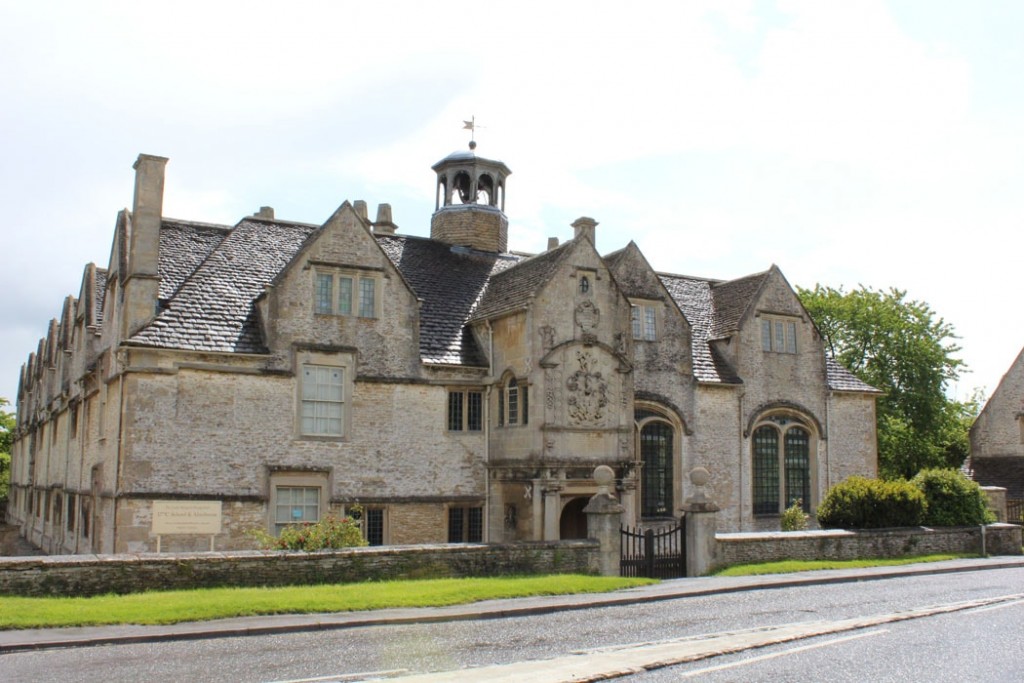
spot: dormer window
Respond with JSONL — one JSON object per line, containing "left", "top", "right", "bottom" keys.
{"left": 631, "top": 303, "right": 657, "bottom": 341}
{"left": 761, "top": 316, "right": 797, "bottom": 354}
{"left": 314, "top": 270, "right": 379, "bottom": 318}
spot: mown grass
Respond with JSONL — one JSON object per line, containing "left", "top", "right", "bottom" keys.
{"left": 0, "top": 575, "right": 656, "bottom": 630}
{"left": 711, "top": 553, "right": 977, "bottom": 577}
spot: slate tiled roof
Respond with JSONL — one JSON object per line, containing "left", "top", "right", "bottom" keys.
{"left": 93, "top": 267, "right": 108, "bottom": 325}
{"left": 709, "top": 271, "right": 769, "bottom": 339}
{"left": 129, "top": 218, "right": 318, "bottom": 352}
{"left": 123, "top": 214, "right": 883, "bottom": 392}
{"left": 468, "top": 241, "right": 573, "bottom": 323}
{"left": 969, "top": 457, "right": 1024, "bottom": 499}
{"left": 659, "top": 270, "right": 876, "bottom": 391}
{"left": 376, "top": 235, "right": 522, "bottom": 365}
{"left": 659, "top": 273, "right": 740, "bottom": 384}
{"left": 158, "top": 219, "right": 231, "bottom": 300}
{"left": 825, "top": 357, "right": 881, "bottom": 393}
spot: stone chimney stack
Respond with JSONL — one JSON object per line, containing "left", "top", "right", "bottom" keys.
{"left": 123, "top": 153, "right": 168, "bottom": 337}
{"left": 373, "top": 203, "right": 397, "bottom": 235}
{"left": 353, "top": 200, "right": 369, "bottom": 223}
{"left": 254, "top": 206, "right": 275, "bottom": 220}
{"left": 547, "top": 237, "right": 560, "bottom": 251}
{"left": 572, "top": 216, "right": 597, "bottom": 245}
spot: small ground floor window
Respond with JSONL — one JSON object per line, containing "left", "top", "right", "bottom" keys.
{"left": 268, "top": 471, "right": 328, "bottom": 535}
{"left": 448, "top": 506, "right": 483, "bottom": 543}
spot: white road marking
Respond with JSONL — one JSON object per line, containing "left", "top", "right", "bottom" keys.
{"left": 283, "top": 593, "right": 1024, "bottom": 683}
{"left": 677, "top": 629, "right": 888, "bottom": 678}
{"left": 965, "top": 598, "right": 1024, "bottom": 615}
{"left": 267, "top": 669, "right": 408, "bottom": 683}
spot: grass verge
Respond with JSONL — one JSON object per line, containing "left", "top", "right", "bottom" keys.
{"left": 0, "top": 575, "right": 656, "bottom": 630}
{"left": 711, "top": 553, "right": 977, "bottom": 577}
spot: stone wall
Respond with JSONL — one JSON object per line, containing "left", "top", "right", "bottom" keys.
{"left": 970, "top": 347, "right": 1024, "bottom": 459}
{"left": 715, "top": 524, "right": 1023, "bottom": 569}
{"left": 0, "top": 540, "right": 599, "bottom": 597}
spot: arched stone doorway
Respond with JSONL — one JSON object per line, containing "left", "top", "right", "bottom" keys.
{"left": 559, "top": 497, "right": 589, "bottom": 539}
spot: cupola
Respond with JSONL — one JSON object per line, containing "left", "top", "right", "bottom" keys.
{"left": 430, "top": 142, "right": 511, "bottom": 253}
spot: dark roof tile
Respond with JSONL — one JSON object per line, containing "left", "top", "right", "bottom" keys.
{"left": 709, "top": 271, "right": 769, "bottom": 339}
{"left": 660, "top": 273, "right": 739, "bottom": 383}
{"left": 129, "top": 219, "right": 317, "bottom": 352}
{"left": 158, "top": 219, "right": 232, "bottom": 300}
{"left": 468, "top": 242, "right": 572, "bottom": 323}
{"left": 825, "top": 357, "right": 881, "bottom": 393}
{"left": 377, "top": 235, "right": 521, "bottom": 365}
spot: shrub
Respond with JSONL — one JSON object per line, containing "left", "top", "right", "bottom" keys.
{"left": 249, "top": 513, "right": 368, "bottom": 552}
{"left": 911, "top": 468, "right": 995, "bottom": 526}
{"left": 780, "top": 500, "right": 810, "bottom": 531}
{"left": 817, "top": 476, "right": 926, "bottom": 529}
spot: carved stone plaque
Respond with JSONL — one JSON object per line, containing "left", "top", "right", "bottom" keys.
{"left": 566, "top": 350, "right": 609, "bottom": 425}
{"left": 574, "top": 301, "right": 599, "bottom": 337}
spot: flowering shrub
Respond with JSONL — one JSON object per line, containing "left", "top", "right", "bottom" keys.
{"left": 249, "top": 512, "right": 368, "bottom": 552}
{"left": 780, "top": 500, "right": 810, "bottom": 531}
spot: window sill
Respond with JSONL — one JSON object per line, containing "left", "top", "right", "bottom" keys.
{"left": 295, "top": 434, "right": 347, "bottom": 443}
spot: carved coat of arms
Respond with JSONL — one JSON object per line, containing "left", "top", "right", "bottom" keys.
{"left": 566, "top": 350, "right": 609, "bottom": 425}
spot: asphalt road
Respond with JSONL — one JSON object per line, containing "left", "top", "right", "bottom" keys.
{"left": 626, "top": 591, "right": 1024, "bottom": 681}
{"left": 2, "top": 566, "right": 1023, "bottom": 682}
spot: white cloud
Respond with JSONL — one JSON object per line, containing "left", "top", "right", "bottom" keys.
{"left": 1, "top": 0, "right": 1023, "bottom": 405}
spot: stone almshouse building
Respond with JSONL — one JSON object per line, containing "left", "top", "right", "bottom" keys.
{"left": 8, "top": 148, "right": 879, "bottom": 554}
{"left": 969, "top": 346, "right": 1024, "bottom": 500}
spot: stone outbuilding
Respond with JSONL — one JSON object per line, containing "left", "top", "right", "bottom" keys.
{"left": 969, "top": 346, "right": 1024, "bottom": 502}
{"left": 7, "top": 146, "right": 879, "bottom": 554}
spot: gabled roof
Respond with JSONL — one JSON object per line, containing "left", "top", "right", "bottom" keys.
{"left": 376, "top": 234, "right": 521, "bottom": 366}
{"left": 603, "top": 241, "right": 672, "bottom": 301}
{"left": 129, "top": 218, "right": 318, "bottom": 352}
{"left": 466, "top": 241, "right": 573, "bottom": 323}
{"left": 158, "top": 219, "right": 232, "bottom": 301}
{"left": 659, "top": 273, "right": 739, "bottom": 383}
{"left": 709, "top": 270, "right": 770, "bottom": 339}
{"left": 659, "top": 269, "right": 877, "bottom": 392}
{"left": 93, "top": 266, "right": 108, "bottom": 326}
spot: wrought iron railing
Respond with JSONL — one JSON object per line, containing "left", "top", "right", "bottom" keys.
{"left": 1006, "top": 499, "right": 1023, "bottom": 525}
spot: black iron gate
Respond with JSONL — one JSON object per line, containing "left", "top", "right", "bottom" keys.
{"left": 620, "top": 517, "right": 686, "bottom": 578}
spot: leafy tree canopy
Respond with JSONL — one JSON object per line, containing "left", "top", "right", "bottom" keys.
{"left": 797, "top": 285, "right": 976, "bottom": 479}
{"left": 0, "top": 397, "right": 13, "bottom": 456}
{"left": 0, "top": 398, "right": 12, "bottom": 505}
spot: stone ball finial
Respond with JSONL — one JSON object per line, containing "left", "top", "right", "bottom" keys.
{"left": 690, "top": 466, "right": 710, "bottom": 487}
{"left": 593, "top": 465, "right": 615, "bottom": 495}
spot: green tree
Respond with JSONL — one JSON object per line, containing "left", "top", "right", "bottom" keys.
{"left": 0, "top": 398, "right": 13, "bottom": 507}
{"left": 797, "top": 285, "right": 975, "bottom": 480}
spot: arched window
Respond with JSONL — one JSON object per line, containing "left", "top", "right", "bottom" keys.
{"left": 498, "top": 375, "right": 528, "bottom": 427}
{"left": 753, "top": 415, "right": 813, "bottom": 514}
{"left": 636, "top": 407, "right": 676, "bottom": 518}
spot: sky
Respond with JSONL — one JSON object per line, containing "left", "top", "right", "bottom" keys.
{"left": 2, "top": 0, "right": 1022, "bottom": 409}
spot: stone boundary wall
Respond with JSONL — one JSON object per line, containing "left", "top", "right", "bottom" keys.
{"left": 0, "top": 540, "right": 599, "bottom": 597}
{"left": 715, "top": 524, "right": 1023, "bottom": 569}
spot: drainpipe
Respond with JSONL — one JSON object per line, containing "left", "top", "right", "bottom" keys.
{"left": 485, "top": 320, "right": 494, "bottom": 542}
{"left": 738, "top": 389, "right": 745, "bottom": 532}
{"left": 825, "top": 390, "right": 832, "bottom": 495}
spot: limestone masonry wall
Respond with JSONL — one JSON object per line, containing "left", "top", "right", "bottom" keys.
{"left": 715, "top": 524, "right": 1022, "bottom": 569}
{"left": 0, "top": 541, "right": 599, "bottom": 597}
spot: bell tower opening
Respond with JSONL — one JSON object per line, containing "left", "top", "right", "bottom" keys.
{"left": 431, "top": 142, "right": 511, "bottom": 252}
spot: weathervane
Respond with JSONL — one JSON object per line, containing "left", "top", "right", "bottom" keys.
{"left": 462, "top": 115, "right": 483, "bottom": 149}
